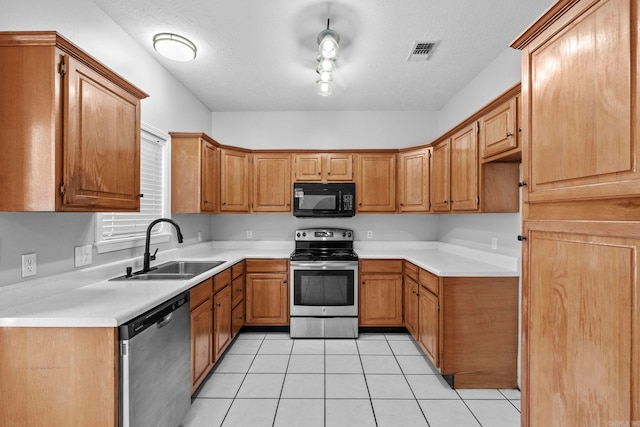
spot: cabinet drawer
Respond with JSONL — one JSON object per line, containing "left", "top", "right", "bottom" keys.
{"left": 404, "top": 261, "right": 419, "bottom": 281}
{"left": 232, "top": 275, "right": 245, "bottom": 307}
{"left": 231, "top": 261, "right": 245, "bottom": 279}
{"left": 246, "top": 258, "right": 288, "bottom": 273}
{"left": 419, "top": 268, "right": 439, "bottom": 296}
{"left": 360, "top": 259, "right": 403, "bottom": 274}
{"left": 214, "top": 268, "right": 232, "bottom": 294}
{"left": 190, "top": 278, "right": 213, "bottom": 309}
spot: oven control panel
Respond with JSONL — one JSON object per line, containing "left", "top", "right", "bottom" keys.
{"left": 295, "top": 228, "right": 353, "bottom": 241}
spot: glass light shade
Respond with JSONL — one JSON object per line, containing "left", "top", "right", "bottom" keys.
{"left": 153, "top": 33, "right": 197, "bottom": 61}
{"left": 317, "top": 57, "right": 336, "bottom": 74}
{"left": 317, "top": 81, "right": 332, "bottom": 96}
{"left": 317, "top": 29, "right": 340, "bottom": 60}
{"left": 318, "top": 70, "right": 333, "bottom": 83}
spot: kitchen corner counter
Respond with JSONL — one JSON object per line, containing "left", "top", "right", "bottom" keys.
{"left": 0, "top": 240, "right": 518, "bottom": 328}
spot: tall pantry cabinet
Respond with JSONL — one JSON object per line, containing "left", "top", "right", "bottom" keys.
{"left": 511, "top": 0, "right": 639, "bottom": 426}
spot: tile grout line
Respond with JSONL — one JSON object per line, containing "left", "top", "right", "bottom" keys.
{"left": 270, "top": 334, "right": 294, "bottom": 427}
{"left": 356, "top": 337, "right": 380, "bottom": 427}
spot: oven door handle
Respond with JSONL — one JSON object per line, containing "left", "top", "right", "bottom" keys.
{"left": 290, "top": 261, "right": 358, "bottom": 270}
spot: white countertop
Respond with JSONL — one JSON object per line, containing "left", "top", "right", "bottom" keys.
{"left": 0, "top": 241, "right": 518, "bottom": 328}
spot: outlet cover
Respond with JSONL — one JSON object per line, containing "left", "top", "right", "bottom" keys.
{"left": 246, "top": 230, "right": 253, "bottom": 239}
{"left": 491, "top": 237, "right": 498, "bottom": 251}
{"left": 21, "top": 253, "right": 37, "bottom": 277}
{"left": 74, "top": 245, "right": 92, "bottom": 268}
{"left": 367, "top": 230, "right": 373, "bottom": 239}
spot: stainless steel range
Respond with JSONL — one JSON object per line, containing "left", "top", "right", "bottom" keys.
{"left": 290, "top": 228, "right": 358, "bottom": 338}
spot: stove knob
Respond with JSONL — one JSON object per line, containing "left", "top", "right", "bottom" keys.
{"left": 348, "top": 232, "right": 352, "bottom": 238}
{"left": 302, "top": 232, "right": 306, "bottom": 237}
{"left": 342, "top": 232, "right": 346, "bottom": 237}
{"left": 296, "top": 232, "right": 301, "bottom": 237}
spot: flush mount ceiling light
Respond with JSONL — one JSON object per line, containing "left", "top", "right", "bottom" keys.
{"left": 153, "top": 33, "right": 197, "bottom": 61}
{"left": 316, "top": 19, "right": 340, "bottom": 96}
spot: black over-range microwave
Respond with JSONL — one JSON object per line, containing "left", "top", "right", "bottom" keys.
{"left": 293, "top": 182, "right": 356, "bottom": 217}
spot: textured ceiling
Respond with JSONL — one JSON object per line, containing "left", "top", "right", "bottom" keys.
{"left": 93, "top": 0, "right": 553, "bottom": 112}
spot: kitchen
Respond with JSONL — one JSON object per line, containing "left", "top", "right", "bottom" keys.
{"left": 1, "top": 0, "right": 638, "bottom": 427}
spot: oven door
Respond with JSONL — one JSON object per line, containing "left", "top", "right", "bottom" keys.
{"left": 290, "top": 261, "right": 358, "bottom": 317}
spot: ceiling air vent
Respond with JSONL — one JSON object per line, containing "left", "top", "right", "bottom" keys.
{"left": 407, "top": 41, "right": 439, "bottom": 61}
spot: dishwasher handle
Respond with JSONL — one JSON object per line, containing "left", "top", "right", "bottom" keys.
{"left": 156, "top": 313, "right": 173, "bottom": 328}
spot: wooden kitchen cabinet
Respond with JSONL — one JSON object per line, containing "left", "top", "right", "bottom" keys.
{"left": 245, "top": 259, "right": 289, "bottom": 325}
{"left": 170, "top": 133, "right": 219, "bottom": 213}
{"left": 418, "top": 284, "right": 439, "bottom": 367}
{"left": 355, "top": 153, "right": 397, "bottom": 212}
{"left": 231, "top": 261, "right": 245, "bottom": 338}
{"left": 403, "top": 262, "right": 420, "bottom": 338}
{"left": 212, "top": 285, "right": 231, "bottom": 361}
{"left": 190, "top": 278, "right": 213, "bottom": 392}
{"left": 397, "top": 148, "right": 431, "bottom": 212}
{"left": 220, "top": 148, "right": 251, "bottom": 212}
{"left": 479, "top": 96, "right": 519, "bottom": 162}
{"left": 359, "top": 259, "right": 403, "bottom": 326}
{"left": 431, "top": 140, "right": 451, "bottom": 212}
{"left": 450, "top": 122, "right": 479, "bottom": 211}
{"left": 293, "top": 152, "right": 353, "bottom": 181}
{"left": 0, "top": 327, "right": 118, "bottom": 427}
{"left": 0, "top": 31, "right": 148, "bottom": 212}
{"left": 252, "top": 152, "right": 291, "bottom": 212}
{"left": 513, "top": 0, "right": 640, "bottom": 204}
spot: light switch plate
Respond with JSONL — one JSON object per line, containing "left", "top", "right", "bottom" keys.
{"left": 74, "top": 245, "right": 92, "bottom": 268}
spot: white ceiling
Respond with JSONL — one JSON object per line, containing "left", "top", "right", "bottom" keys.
{"left": 92, "top": 0, "right": 552, "bottom": 112}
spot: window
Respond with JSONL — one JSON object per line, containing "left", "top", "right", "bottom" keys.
{"left": 95, "top": 123, "right": 171, "bottom": 253}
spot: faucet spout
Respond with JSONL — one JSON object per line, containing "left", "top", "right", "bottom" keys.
{"left": 142, "top": 218, "right": 184, "bottom": 273}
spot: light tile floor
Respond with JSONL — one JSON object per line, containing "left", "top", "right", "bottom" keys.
{"left": 183, "top": 332, "right": 521, "bottom": 427}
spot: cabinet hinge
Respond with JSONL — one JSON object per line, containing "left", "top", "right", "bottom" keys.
{"left": 428, "top": 150, "right": 432, "bottom": 159}
{"left": 59, "top": 183, "right": 65, "bottom": 198}
{"left": 476, "top": 122, "right": 480, "bottom": 134}
{"left": 437, "top": 356, "right": 440, "bottom": 364}
{"left": 476, "top": 196, "right": 479, "bottom": 205}
{"left": 437, "top": 303, "right": 440, "bottom": 311}
{"left": 59, "top": 59, "right": 67, "bottom": 77}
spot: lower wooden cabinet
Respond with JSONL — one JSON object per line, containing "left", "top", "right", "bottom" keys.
{"left": 403, "top": 262, "right": 420, "bottom": 338}
{"left": 213, "top": 285, "right": 231, "bottom": 361}
{"left": 359, "top": 259, "right": 403, "bottom": 326}
{"left": 245, "top": 259, "right": 289, "bottom": 325}
{"left": 190, "top": 278, "right": 213, "bottom": 393}
{"left": 418, "top": 286, "right": 439, "bottom": 367}
{"left": 231, "top": 261, "right": 245, "bottom": 338}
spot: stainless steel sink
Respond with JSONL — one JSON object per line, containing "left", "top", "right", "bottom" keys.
{"left": 110, "top": 260, "right": 225, "bottom": 281}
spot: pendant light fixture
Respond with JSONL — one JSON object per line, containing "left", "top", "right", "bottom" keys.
{"left": 153, "top": 33, "right": 197, "bottom": 61}
{"left": 316, "top": 19, "right": 339, "bottom": 96}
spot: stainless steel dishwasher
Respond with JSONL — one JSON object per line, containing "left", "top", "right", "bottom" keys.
{"left": 119, "top": 292, "right": 191, "bottom": 427}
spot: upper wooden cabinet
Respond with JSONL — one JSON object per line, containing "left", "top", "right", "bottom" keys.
{"left": 431, "top": 140, "right": 451, "bottom": 212}
{"left": 450, "top": 122, "right": 479, "bottom": 212}
{"left": 252, "top": 152, "right": 291, "bottom": 212}
{"left": 397, "top": 148, "right": 431, "bottom": 212}
{"left": 479, "top": 96, "right": 520, "bottom": 162}
{"left": 220, "top": 148, "right": 251, "bottom": 212}
{"left": 355, "top": 153, "right": 396, "bottom": 212}
{"left": 0, "top": 31, "right": 148, "bottom": 212}
{"left": 513, "top": 0, "right": 640, "bottom": 203}
{"left": 293, "top": 153, "right": 353, "bottom": 181}
{"left": 170, "top": 133, "right": 219, "bottom": 213}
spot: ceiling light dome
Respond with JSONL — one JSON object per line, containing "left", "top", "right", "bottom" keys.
{"left": 317, "top": 29, "right": 339, "bottom": 60}
{"left": 153, "top": 33, "right": 197, "bottom": 61}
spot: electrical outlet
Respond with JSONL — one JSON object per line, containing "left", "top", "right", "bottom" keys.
{"left": 367, "top": 230, "right": 373, "bottom": 239}
{"left": 246, "top": 229, "right": 253, "bottom": 239}
{"left": 74, "top": 245, "right": 92, "bottom": 268}
{"left": 198, "top": 231, "right": 203, "bottom": 242}
{"left": 491, "top": 237, "right": 498, "bottom": 251}
{"left": 21, "top": 253, "right": 37, "bottom": 278}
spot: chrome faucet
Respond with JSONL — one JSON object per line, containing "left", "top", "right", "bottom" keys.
{"left": 142, "top": 218, "right": 184, "bottom": 273}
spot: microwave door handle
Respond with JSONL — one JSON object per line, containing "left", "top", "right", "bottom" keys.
{"left": 338, "top": 191, "right": 342, "bottom": 212}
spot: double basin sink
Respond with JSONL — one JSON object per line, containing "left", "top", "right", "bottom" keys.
{"left": 110, "top": 260, "right": 225, "bottom": 281}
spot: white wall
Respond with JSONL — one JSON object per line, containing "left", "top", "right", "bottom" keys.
{"left": 211, "top": 111, "right": 438, "bottom": 149}
{"left": 0, "top": 0, "right": 213, "bottom": 287}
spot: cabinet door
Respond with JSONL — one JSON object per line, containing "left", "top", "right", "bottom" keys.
{"left": 523, "top": 221, "right": 639, "bottom": 427}
{"left": 220, "top": 148, "right": 250, "bottom": 212}
{"left": 521, "top": 0, "right": 640, "bottom": 203}
{"left": 294, "top": 153, "right": 323, "bottom": 181}
{"left": 450, "top": 122, "right": 478, "bottom": 211}
{"left": 231, "top": 302, "right": 244, "bottom": 339}
{"left": 63, "top": 55, "right": 142, "bottom": 211}
{"left": 252, "top": 153, "right": 291, "bottom": 212}
{"left": 356, "top": 153, "right": 396, "bottom": 212}
{"left": 359, "top": 273, "right": 403, "bottom": 326}
{"left": 398, "top": 148, "right": 430, "bottom": 212}
{"left": 480, "top": 97, "right": 518, "bottom": 160}
{"left": 404, "top": 276, "right": 419, "bottom": 339}
{"left": 201, "top": 141, "right": 218, "bottom": 212}
{"left": 190, "top": 298, "right": 212, "bottom": 391}
{"left": 213, "top": 286, "right": 232, "bottom": 361}
{"left": 245, "top": 273, "right": 289, "bottom": 325}
{"left": 418, "top": 288, "right": 439, "bottom": 367}
{"left": 431, "top": 140, "right": 451, "bottom": 212}
{"left": 325, "top": 153, "right": 353, "bottom": 181}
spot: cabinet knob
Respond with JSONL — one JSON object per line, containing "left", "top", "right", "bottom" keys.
{"left": 137, "top": 193, "right": 144, "bottom": 198}
{"left": 223, "top": 202, "right": 227, "bottom": 205}
{"left": 506, "top": 132, "right": 514, "bottom": 137}
{"left": 517, "top": 235, "right": 527, "bottom": 241}
{"left": 204, "top": 200, "right": 210, "bottom": 204}
{"left": 282, "top": 280, "right": 287, "bottom": 284}
{"left": 217, "top": 303, "right": 221, "bottom": 307}
{"left": 362, "top": 281, "right": 366, "bottom": 285}
{"left": 443, "top": 200, "right": 448, "bottom": 204}
{"left": 518, "top": 181, "right": 527, "bottom": 187}
{"left": 327, "top": 172, "right": 331, "bottom": 175}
